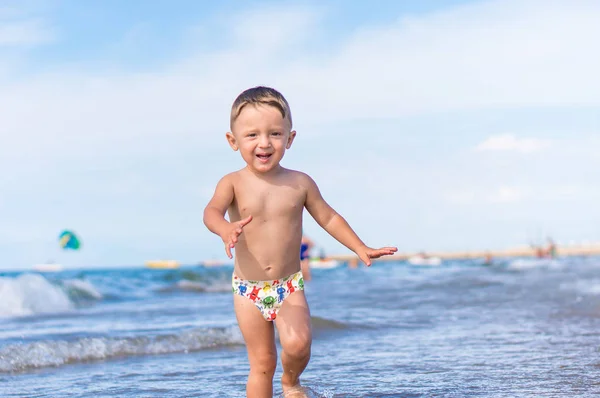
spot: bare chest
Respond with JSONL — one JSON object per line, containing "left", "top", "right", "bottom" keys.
{"left": 233, "top": 183, "right": 305, "bottom": 220}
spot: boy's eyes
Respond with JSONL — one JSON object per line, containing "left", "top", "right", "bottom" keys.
{"left": 245, "top": 132, "right": 282, "bottom": 137}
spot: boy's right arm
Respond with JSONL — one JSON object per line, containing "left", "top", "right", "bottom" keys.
{"left": 203, "top": 175, "right": 252, "bottom": 258}
{"left": 203, "top": 176, "right": 234, "bottom": 237}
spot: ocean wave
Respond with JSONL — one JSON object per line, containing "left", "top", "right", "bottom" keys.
{"left": 311, "top": 316, "right": 348, "bottom": 331}
{"left": 0, "top": 274, "right": 74, "bottom": 318}
{"left": 161, "top": 269, "right": 232, "bottom": 283}
{"left": 156, "top": 279, "right": 232, "bottom": 294}
{"left": 61, "top": 278, "right": 103, "bottom": 301}
{"left": 561, "top": 279, "right": 600, "bottom": 295}
{"left": 0, "top": 268, "right": 238, "bottom": 319}
{"left": 0, "top": 326, "right": 243, "bottom": 373}
{"left": 176, "top": 279, "right": 232, "bottom": 293}
{"left": 155, "top": 269, "right": 233, "bottom": 294}
{"left": 0, "top": 273, "right": 107, "bottom": 318}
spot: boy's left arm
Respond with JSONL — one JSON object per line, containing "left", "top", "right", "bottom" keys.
{"left": 303, "top": 175, "right": 397, "bottom": 266}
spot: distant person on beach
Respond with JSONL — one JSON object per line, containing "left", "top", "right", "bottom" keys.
{"left": 203, "top": 86, "right": 397, "bottom": 397}
{"left": 546, "top": 238, "right": 557, "bottom": 258}
{"left": 484, "top": 252, "right": 493, "bottom": 266}
{"left": 300, "top": 235, "right": 314, "bottom": 281}
{"left": 531, "top": 242, "right": 545, "bottom": 258}
{"left": 319, "top": 248, "right": 326, "bottom": 260}
{"left": 531, "top": 238, "right": 557, "bottom": 259}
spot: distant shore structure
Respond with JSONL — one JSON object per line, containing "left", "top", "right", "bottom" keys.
{"left": 145, "top": 260, "right": 180, "bottom": 269}
{"left": 142, "top": 244, "right": 600, "bottom": 270}
{"left": 199, "top": 259, "right": 227, "bottom": 267}
{"left": 328, "top": 243, "right": 600, "bottom": 268}
{"left": 32, "top": 263, "right": 64, "bottom": 272}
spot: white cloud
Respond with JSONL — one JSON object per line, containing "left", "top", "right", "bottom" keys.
{"left": 444, "top": 186, "right": 525, "bottom": 204}
{"left": 0, "top": 0, "right": 596, "bottom": 174}
{"left": 229, "top": 5, "right": 322, "bottom": 54}
{"left": 0, "top": 19, "right": 54, "bottom": 47}
{"left": 444, "top": 180, "right": 598, "bottom": 207}
{"left": 487, "top": 186, "right": 524, "bottom": 203}
{"left": 281, "top": 0, "right": 600, "bottom": 121}
{"left": 444, "top": 190, "right": 477, "bottom": 205}
{"left": 1, "top": 0, "right": 598, "bottom": 154}
{"left": 475, "top": 134, "right": 552, "bottom": 153}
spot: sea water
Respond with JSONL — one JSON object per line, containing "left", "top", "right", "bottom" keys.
{"left": 2, "top": 256, "right": 600, "bottom": 397}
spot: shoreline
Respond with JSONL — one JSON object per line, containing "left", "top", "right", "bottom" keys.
{"left": 327, "top": 243, "right": 600, "bottom": 263}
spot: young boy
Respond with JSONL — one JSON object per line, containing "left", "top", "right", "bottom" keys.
{"left": 203, "top": 86, "right": 397, "bottom": 398}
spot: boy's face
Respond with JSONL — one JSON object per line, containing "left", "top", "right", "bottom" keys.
{"left": 227, "top": 104, "right": 296, "bottom": 174}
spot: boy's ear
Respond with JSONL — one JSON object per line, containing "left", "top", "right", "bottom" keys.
{"left": 226, "top": 132, "right": 239, "bottom": 151}
{"left": 286, "top": 130, "right": 297, "bottom": 149}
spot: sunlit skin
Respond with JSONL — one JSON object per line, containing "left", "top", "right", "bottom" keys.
{"left": 203, "top": 102, "right": 397, "bottom": 398}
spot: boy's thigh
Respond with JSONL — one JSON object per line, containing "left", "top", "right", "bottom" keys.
{"left": 275, "top": 291, "right": 312, "bottom": 345}
{"left": 234, "top": 294, "right": 276, "bottom": 356}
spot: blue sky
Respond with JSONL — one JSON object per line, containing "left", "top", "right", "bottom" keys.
{"left": 1, "top": 0, "right": 599, "bottom": 269}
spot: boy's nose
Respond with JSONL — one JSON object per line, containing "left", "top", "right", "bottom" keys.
{"left": 258, "top": 136, "right": 271, "bottom": 148}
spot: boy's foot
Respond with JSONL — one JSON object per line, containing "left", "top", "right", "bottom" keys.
{"left": 282, "top": 384, "right": 309, "bottom": 398}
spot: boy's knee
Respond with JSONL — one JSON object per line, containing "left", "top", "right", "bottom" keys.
{"left": 250, "top": 352, "right": 277, "bottom": 375}
{"left": 282, "top": 333, "right": 312, "bottom": 359}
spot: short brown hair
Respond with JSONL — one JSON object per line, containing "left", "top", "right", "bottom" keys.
{"left": 230, "top": 86, "right": 292, "bottom": 129}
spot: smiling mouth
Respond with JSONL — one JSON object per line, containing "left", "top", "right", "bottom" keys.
{"left": 256, "top": 154, "right": 272, "bottom": 160}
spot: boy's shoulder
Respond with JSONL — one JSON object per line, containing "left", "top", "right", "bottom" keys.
{"left": 218, "top": 169, "right": 246, "bottom": 183}
{"left": 282, "top": 168, "right": 312, "bottom": 180}
{"left": 281, "top": 168, "right": 317, "bottom": 187}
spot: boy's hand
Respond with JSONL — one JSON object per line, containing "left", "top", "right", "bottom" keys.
{"left": 221, "top": 215, "right": 253, "bottom": 259}
{"left": 356, "top": 245, "right": 398, "bottom": 267}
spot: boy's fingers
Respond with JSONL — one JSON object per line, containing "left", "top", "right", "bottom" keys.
{"left": 359, "top": 253, "right": 372, "bottom": 267}
{"left": 376, "top": 247, "right": 397, "bottom": 256}
{"left": 239, "top": 215, "right": 253, "bottom": 227}
{"left": 225, "top": 244, "right": 232, "bottom": 259}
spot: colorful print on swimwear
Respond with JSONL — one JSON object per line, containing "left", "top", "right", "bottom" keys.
{"left": 232, "top": 271, "right": 304, "bottom": 321}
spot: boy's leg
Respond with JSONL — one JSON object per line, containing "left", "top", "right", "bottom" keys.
{"left": 275, "top": 291, "right": 312, "bottom": 393}
{"left": 234, "top": 294, "right": 277, "bottom": 398}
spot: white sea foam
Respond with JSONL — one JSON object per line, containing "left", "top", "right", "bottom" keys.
{"left": 0, "top": 326, "right": 243, "bottom": 373}
{"left": 62, "top": 278, "right": 103, "bottom": 300}
{"left": 561, "top": 279, "right": 600, "bottom": 295}
{"left": 278, "top": 386, "right": 335, "bottom": 398}
{"left": 507, "top": 258, "right": 562, "bottom": 271}
{"left": 0, "top": 273, "right": 73, "bottom": 318}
